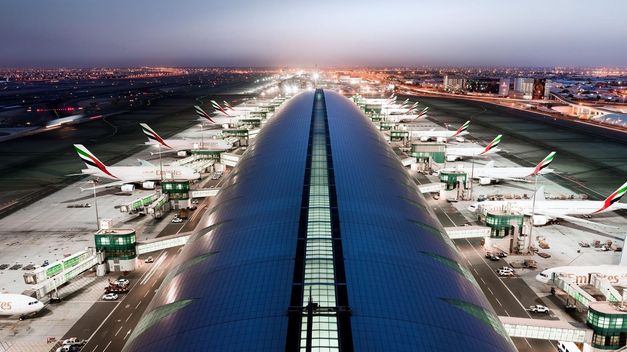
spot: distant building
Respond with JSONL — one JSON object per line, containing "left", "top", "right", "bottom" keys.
{"left": 499, "top": 78, "right": 510, "bottom": 96}
{"left": 466, "top": 78, "right": 499, "bottom": 94}
{"left": 513, "top": 78, "right": 551, "bottom": 100}
{"left": 514, "top": 78, "right": 535, "bottom": 99}
{"left": 465, "top": 78, "right": 510, "bottom": 96}
{"left": 443, "top": 75, "right": 466, "bottom": 91}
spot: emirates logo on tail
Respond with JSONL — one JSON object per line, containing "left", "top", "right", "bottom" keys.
{"left": 480, "top": 134, "right": 502, "bottom": 155}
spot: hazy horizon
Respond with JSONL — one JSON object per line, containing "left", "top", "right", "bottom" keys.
{"left": 2, "top": 0, "right": 627, "bottom": 68}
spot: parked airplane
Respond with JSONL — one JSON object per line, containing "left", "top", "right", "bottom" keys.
{"left": 211, "top": 100, "right": 231, "bottom": 116}
{"left": 537, "top": 265, "right": 627, "bottom": 285}
{"left": 468, "top": 180, "right": 627, "bottom": 226}
{"left": 442, "top": 151, "right": 556, "bottom": 184}
{"left": 412, "top": 120, "right": 470, "bottom": 142}
{"left": 73, "top": 144, "right": 200, "bottom": 192}
{"left": 384, "top": 102, "right": 421, "bottom": 115}
{"left": 0, "top": 293, "right": 44, "bottom": 320}
{"left": 140, "top": 123, "right": 232, "bottom": 153}
{"left": 446, "top": 134, "right": 502, "bottom": 161}
{"left": 194, "top": 105, "right": 241, "bottom": 127}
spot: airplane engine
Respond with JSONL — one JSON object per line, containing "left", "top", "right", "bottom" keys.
{"left": 142, "top": 181, "right": 156, "bottom": 189}
{"left": 436, "top": 137, "right": 446, "bottom": 143}
{"left": 446, "top": 155, "right": 460, "bottom": 162}
{"left": 479, "top": 177, "right": 492, "bottom": 185}
{"left": 121, "top": 184, "right": 135, "bottom": 192}
{"left": 532, "top": 215, "right": 549, "bottom": 226}
{"left": 455, "top": 137, "right": 465, "bottom": 143}
{"left": 420, "top": 136, "right": 429, "bottom": 142}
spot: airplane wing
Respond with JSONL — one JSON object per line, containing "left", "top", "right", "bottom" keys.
{"left": 137, "top": 159, "right": 156, "bottom": 167}
{"left": 149, "top": 149, "right": 179, "bottom": 156}
{"left": 79, "top": 180, "right": 127, "bottom": 192}
{"left": 491, "top": 176, "right": 533, "bottom": 183}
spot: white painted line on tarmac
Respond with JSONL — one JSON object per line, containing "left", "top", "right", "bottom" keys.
{"left": 495, "top": 297, "right": 502, "bottom": 307}
{"left": 140, "top": 252, "right": 167, "bottom": 285}
{"left": 115, "top": 326, "right": 123, "bottom": 336}
{"left": 466, "top": 239, "right": 531, "bottom": 317}
{"left": 90, "top": 345, "right": 99, "bottom": 352}
{"left": 86, "top": 302, "right": 121, "bottom": 344}
{"left": 124, "top": 329, "right": 132, "bottom": 340}
{"left": 135, "top": 300, "right": 142, "bottom": 309}
{"left": 102, "top": 341, "right": 112, "bottom": 352}
{"left": 126, "top": 312, "right": 133, "bottom": 322}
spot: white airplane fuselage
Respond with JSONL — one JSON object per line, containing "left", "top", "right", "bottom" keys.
{"left": 0, "top": 294, "right": 44, "bottom": 317}
{"left": 537, "top": 265, "right": 627, "bottom": 285}
{"left": 81, "top": 165, "right": 200, "bottom": 183}
{"left": 446, "top": 147, "right": 500, "bottom": 160}
{"left": 469, "top": 199, "right": 626, "bottom": 216}
{"left": 146, "top": 138, "right": 232, "bottom": 152}
{"left": 444, "top": 166, "right": 553, "bottom": 181}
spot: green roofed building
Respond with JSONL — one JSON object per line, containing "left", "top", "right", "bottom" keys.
{"left": 95, "top": 228, "right": 137, "bottom": 272}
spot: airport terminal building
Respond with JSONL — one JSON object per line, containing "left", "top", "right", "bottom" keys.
{"left": 123, "top": 90, "right": 516, "bottom": 351}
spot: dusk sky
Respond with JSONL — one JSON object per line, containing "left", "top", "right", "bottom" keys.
{"left": 1, "top": 0, "right": 627, "bottom": 67}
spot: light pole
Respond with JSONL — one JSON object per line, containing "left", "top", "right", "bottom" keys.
{"left": 527, "top": 173, "right": 539, "bottom": 254}
{"left": 200, "top": 123, "right": 204, "bottom": 149}
{"left": 158, "top": 144, "right": 164, "bottom": 181}
{"left": 91, "top": 180, "right": 100, "bottom": 230}
{"left": 469, "top": 155, "right": 476, "bottom": 200}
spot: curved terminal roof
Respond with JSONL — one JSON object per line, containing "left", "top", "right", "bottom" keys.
{"left": 124, "top": 90, "right": 516, "bottom": 352}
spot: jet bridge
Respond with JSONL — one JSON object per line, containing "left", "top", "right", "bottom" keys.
{"left": 23, "top": 249, "right": 101, "bottom": 299}
{"left": 136, "top": 232, "right": 192, "bottom": 254}
{"left": 500, "top": 316, "right": 591, "bottom": 343}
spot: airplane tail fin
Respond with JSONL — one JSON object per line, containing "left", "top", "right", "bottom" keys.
{"left": 530, "top": 151, "right": 556, "bottom": 176}
{"left": 73, "top": 144, "right": 117, "bottom": 179}
{"left": 416, "top": 106, "right": 428, "bottom": 118}
{"left": 406, "top": 102, "right": 420, "bottom": 114}
{"left": 480, "top": 134, "right": 502, "bottom": 155}
{"left": 452, "top": 120, "right": 470, "bottom": 137}
{"left": 223, "top": 100, "right": 235, "bottom": 111}
{"left": 211, "top": 100, "right": 231, "bottom": 116}
{"left": 194, "top": 105, "right": 215, "bottom": 123}
{"left": 593, "top": 180, "right": 627, "bottom": 214}
{"left": 140, "top": 123, "right": 171, "bottom": 149}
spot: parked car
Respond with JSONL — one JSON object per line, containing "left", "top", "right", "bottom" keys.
{"left": 103, "top": 293, "right": 119, "bottom": 301}
{"left": 144, "top": 256, "right": 154, "bottom": 263}
{"left": 497, "top": 269, "right": 514, "bottom": 276}
{"left": 114, "top": 278, "right": 130, "bottom": 287}
{"left": 172, "top": 216, "right": 183, "bottom": 223}
{"left": 62, "top": 338, "right": 86, "bottom": 346}
{"left": 497, "top": 252, "right": 508, "bottom": 258}
{"left": 489, "top": 255, "right": 500, "bottom": 261}
{"left": 529, "top": 305, "right": 549, "bottom": 313}
{"left": 56, "top": 345, "right": 80, "bottom": 352}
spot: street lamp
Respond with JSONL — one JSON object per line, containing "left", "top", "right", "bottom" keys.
{"left": 527, "top": 173, "right": 540, "bottom": 254}
{"left": 89, "top": 180, "right": 100, "bottom": 230}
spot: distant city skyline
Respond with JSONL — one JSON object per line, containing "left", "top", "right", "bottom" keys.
{"left": 1, "top": 0, "right": 627, "bottom": 68}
